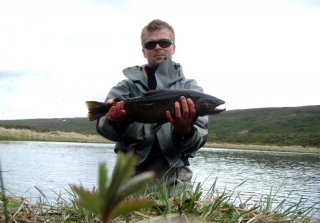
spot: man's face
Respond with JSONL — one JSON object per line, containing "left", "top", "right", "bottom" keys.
{"left": 142, "top": 28, "right": 175, "bottom": 67}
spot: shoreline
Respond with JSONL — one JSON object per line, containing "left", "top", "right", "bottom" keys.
{"left": 1, "top": 127, "right": 319, "bottom": 154}
{"left": 204, "top": 142, "right": 320, "bottom": 153}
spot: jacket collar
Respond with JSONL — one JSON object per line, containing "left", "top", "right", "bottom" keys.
{"left": 122, "top": 56, "right": 185, "bottom": 89}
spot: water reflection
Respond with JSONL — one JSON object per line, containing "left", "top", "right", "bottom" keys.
{"left": 0, "top": 141, "right": 319, "bottom": 217}
{"left": 191, "top": 148, "right": 320, "bottom": 217}
{"left": 0, "top": 141, "right": 117, "bottom": 199}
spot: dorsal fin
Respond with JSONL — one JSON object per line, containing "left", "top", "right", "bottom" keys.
{"left": 143, "top": 90, "right": 164, "bottom": 96}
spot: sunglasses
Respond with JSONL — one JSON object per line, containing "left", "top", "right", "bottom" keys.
{"left": 143, "top": 39, "right": 173, "bottom": 50}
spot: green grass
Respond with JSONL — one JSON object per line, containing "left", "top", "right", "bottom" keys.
{"left": 208, "top": 105, "right": 320, "bottom": 147}
{"left": 72, "top": 152, "right": 155, "bottom": 223}
{"left": 1, "top": 181, "right": 318, "bottom": 222}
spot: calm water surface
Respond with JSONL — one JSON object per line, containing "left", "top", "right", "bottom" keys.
{"left": 1, "top": 141, "right": 319, "bottom": 217}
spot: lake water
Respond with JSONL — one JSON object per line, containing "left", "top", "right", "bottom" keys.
{"left": 0, "top": 141, "right": 319, "bottom": 218}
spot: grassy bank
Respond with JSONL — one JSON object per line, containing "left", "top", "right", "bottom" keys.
{"left": 0, "top": 126, "right": 107, "bottom": 144}
{"left": 205, "top": 142, "right": 320, "bottom": 153}
{"left": 1, "top": 127, "right": 319, "bottom": 153}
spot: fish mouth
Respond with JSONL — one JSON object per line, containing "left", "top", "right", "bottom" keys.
{"left": 211, "top": 102, "right": 226, "bottom": 114}
{"left": 213, "top": 106, "right": 226, "bottom": 114}
{"left": 216, "top": 100, "right": 226, "bottom": 111}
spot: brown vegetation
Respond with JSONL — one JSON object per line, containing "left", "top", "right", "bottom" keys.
{"left": 0, "top": 127, "right": 107, "bottom": 143}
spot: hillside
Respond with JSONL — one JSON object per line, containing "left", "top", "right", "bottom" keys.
{"left": 1, "top": 105, "right": 319, "bottom": 147}
{"left": 0, "top": 117, "right": 97, "bottom": 134}
{"left": 208, "top": 105, "right": 320, "bottom": 147}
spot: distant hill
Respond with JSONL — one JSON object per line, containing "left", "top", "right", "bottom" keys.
{"left": 0, "top": 117, "right": 98, "bottom": 135}
{"left": 1, "top": 105, "right": 319, "bottom": 147}
{"left": 208, "top": 105, "right": 320, "bottom": 147}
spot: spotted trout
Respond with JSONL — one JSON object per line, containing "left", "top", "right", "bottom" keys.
{"left": 86, "top": 89, "right": 225, "bottom": 124}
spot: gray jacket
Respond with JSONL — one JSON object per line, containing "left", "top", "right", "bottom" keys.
{"left": 97, "top": 57, "right": 208, "bottom": 167}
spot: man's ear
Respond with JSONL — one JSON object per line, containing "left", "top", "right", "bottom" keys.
{"left": 172, "top": 44, "right": 176, "bottom": 55}
{"left": 142, "top": 48, "right": 147, "bottom": 58}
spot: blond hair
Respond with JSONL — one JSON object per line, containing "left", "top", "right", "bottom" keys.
{"left": 140, "top": 19, "right": 175, "bottom": 46}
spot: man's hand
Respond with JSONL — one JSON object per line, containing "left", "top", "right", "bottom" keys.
{"left": 166, "top": 96, "right": 197, "bottom": 136}
{"left": 105, "top": 99, "right": 126, "bottom": 122}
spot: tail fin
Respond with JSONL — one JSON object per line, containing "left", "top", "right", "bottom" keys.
{"left": 85, "top": 101, "right": 110, "bottom": 121}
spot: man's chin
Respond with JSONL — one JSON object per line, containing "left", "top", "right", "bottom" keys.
{"left": 157, "top": 55, "right": 167, "bottom": 62}
{"left": 149, "top": 58, "right": 164, "bottom": 67}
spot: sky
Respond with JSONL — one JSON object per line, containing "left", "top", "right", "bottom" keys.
{"left": 0, "top": 0, "right": 319, "bottom": 120}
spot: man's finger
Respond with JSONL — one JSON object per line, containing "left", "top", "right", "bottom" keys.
{"left": 175, "top": 101, "right": 181, "bottom": 119}
{"left": 180, "top": 96, "right": 189, "bottom": 117}
{"left": 187, "top": 98, "right": 196, "bottom": 118}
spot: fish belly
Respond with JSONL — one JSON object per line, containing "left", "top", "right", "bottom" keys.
{"left": 124, "top": 100, "right": 175, "bottom": 123}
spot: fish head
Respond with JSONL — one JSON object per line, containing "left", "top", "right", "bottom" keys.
{"left": 195, "top": 95, "right": 226, "bottom": 116}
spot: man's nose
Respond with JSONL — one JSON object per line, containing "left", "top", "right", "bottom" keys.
{"left": 155, "top": 43, "right": 162, "bottom": 49}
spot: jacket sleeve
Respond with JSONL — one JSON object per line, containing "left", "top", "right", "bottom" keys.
{"left": 96, "top": 80, "right": 137, "bottom": 142}
{"left": 171, "top": 115, "right": 208, "bottom": 156}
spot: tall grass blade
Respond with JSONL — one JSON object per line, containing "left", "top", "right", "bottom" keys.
{"left": 118, "top": 171, "right": 155, "bottom": 199}
{"left": 0, "top": 162, "right": 10, "bottom": 223}
{"left": 98, "top": 163, "right": 108, "bottom": 211}
{"left": 102, "top": 152, "right": 135, "bottom": 210}
{"left": 71, "top": 186, "right": 99, "bottom": 214}
{"left": 72, "top": 152, "right": 154, "bottom": 223}
{"left": 110, "top": 198, "right": 155, "bottom": 219}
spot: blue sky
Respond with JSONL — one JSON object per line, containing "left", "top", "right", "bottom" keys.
{"left": 0, "top": 0, "right": 319, "bottom": 120}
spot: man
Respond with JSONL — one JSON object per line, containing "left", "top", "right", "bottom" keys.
{"left": 97, "top": 19, "right": 208, "bottom": 186}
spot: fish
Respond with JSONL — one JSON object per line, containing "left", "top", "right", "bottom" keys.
{"left": 85, "top": 89, "right": 225, "bottom": 125}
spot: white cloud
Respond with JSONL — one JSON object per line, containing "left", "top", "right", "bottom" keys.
{"left": 0, "top": 0, "right": 319, "bottom": 119}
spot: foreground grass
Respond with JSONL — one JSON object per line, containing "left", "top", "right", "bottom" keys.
{"left": 1, "top": 182, "right": 319, "bottom": 223}
{"left": 1, "top": 127, "right": 319, "bottom": 153}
